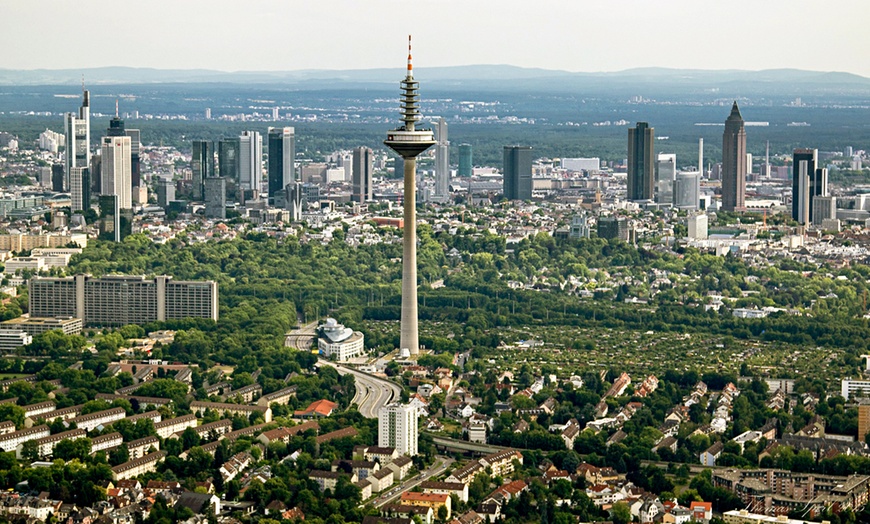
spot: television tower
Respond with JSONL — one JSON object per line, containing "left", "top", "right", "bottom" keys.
{"left": 384, "top": 36, "right": 436, "bottom": 356}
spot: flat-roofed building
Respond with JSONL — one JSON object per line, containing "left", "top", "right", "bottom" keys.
{"left": 0, "top": 330, "right": 31, "bottom": 351}
{"left": 0, "top": 317, "right": 82, "bottom": 336}
{"left": 29, "top": 275, "right": 218, "bottom": 327}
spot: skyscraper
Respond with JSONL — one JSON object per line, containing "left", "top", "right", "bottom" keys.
{"left": 101, "top": 136, "right": 132, "bottom": 209}
{"left": 352, "top": 146, "right": 373, "bottom": 203}
{"left": 378, "top": 402, "right": 418, "bottom": 457}
{"left": 721, "top": 102, "right": 747, "bottom": 212}
{"left": 383, "top": 36, "right": 436, "bottom": 356}
{"left": 655, "top": 153, "right": 676, "bottom": 205}
{"left": 433, "top": 117, "right": 449, "bottom": 202}
{"left": 239, "top": 131, "right": 262, "bottom": 195}
{"left": 267, "top": 127, "right": 295, "bottom": 199}
{"left": 218, "top": 138, "right": 240, "bottom": 183}
{"left": 627, "top": 122, "right": 655, "bottom": 201}
{"left": 64, "top": 87, "right": 90, "bottom": 208}
{"left": 503, "top": 146, "right": 532, "bottom": 201}
{"left": 674, "top": 172, "right": 700, "bottom": 210}
{"left": 105, "top": 102, "right": 140, "bottom": 196}
{"left": 458, "top": 144, "right": 473, "bottom": 177}
{"left": 70, "top": 168, "right": 90, "bottom": 212}
{"left": 204, "top": 177, "right": 226, "bottom": 219}
{"left": 792, "top": 148, "right": 826, "bottom": 224}
{"left": 191, "top": 140, "right": 214, "bottom": 201}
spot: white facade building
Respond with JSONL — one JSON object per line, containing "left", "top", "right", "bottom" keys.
{"left": 688, "top": 213, "right": 708, "bottom": 240}
{"left": 239, "top": 131, "right": 262, "bottom": 194}
{"left": 378, "top": 403, "right": 418, "bottom": 457}
{"left": 101, "top": 136, "right": 132, "bottom": 209}
{"left": 561, "top": 158, "right": 601, "bottom": 172}
{"left": 433, "top": 118, "right": 450, "bottom": 202}
{"left": 318, "top": 318, "right": 365, "bottom": 361}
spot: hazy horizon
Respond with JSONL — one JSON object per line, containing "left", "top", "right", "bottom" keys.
{"left": 2, "top": 0, "right": 869, "bottom": 77}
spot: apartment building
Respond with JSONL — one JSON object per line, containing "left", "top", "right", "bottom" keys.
{"left": 111, "top": 451, "right": 167, "bottom": 480}
{"left": 29, "top": 275, "right": 218, "bottom": 327}
{"left": 188, "top": 419, "right": 233, "bottom": 441}
{"left": 127, "top": 436, "right": 160, "bottom": 460}
{"left": 19, "top": 428, "right": 86, "bottom": 459}
{"left": 66, "top": 407, "right": 126, "bottom": 431}
{"left": 0, "top": 425, "right": 50, "bottom": 453}
{"left": 90, "top": 432, "right": 123, "bottom": 454}
{"left": 256, "top": 386, "right": 297, "bottom": 407}
{"left": 154, "top": 414, "right": 197, "bottom": 439}
{"left": 190, "top": 401, "right": 272, "bottom": 423}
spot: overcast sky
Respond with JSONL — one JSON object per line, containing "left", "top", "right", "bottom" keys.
{"left": 2, "top": 0, "right": 868, "bottom": 77}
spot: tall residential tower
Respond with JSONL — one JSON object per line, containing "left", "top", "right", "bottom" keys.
{"left": 383, "top": 37, "right": 436, "bottom": 356}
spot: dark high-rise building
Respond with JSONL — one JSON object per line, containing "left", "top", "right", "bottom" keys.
{"left": 267, "top": 127, "right": 295, "bottom": 199}
{"left": 191, "top": 140, "right": 214, "bottom": 201}
{"left": 393, "top": 156, "right": 404, "bottom": 179}
{"left": 352, "top": 146, "right": 373, "bottom": 203}
{"left": 721, "top": 102, "right": 747, "bottom": 212}
{"left": 627, "top": 122, "right": 654, "bottom": 201}
{"left": 503, "top": 146, "right": 532, "bottom": 201}
{"left": 51, "top": 164, "right": 65, "bottom": 193}
{"left": 157, "top": 178, "right": 175, "bottom": 209}
{"left": 204, "top": 177, "right": 226, "bottom": 219}
{"left": 458, "top": 144, "right": 473, "bottom": 177}
{"left": 218, "top": 138, "right": 240, "bottom": 184}
{"left": 598, "top": 216, "right": 630, "bottom": 242}
{"left": 792, "top": 148, "right": 826, "bottom": 224}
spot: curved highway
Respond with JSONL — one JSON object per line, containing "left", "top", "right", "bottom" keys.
{"left": 319, "top": 359, "right": 403, "bottom": 418}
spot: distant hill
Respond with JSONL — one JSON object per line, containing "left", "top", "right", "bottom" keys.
{"left": 0, "top": 65, "right": 868, "bottom": 91}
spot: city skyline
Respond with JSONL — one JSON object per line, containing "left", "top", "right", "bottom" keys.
{"left": 2, "top": 0, "right": 869, "bottom": 77}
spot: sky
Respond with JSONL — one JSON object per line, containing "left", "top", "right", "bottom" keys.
{"left": 2, "top": 0, "right": 869, "bottom": 77}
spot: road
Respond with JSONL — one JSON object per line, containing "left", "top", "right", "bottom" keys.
{"left": 369, "top": 456, "right": 455, "bottom": 508}
{"left": 319, "top": 359, "right": 403, "bottom": 418}
{"left": 285, "top": 321, "right": 318, "bottom": 350}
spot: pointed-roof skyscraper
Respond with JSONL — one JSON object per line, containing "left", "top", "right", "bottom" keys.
{"left": 721, "top": 101, "right": 747, "bottom": 212}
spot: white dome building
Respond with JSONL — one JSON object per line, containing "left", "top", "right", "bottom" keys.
{"left": 317, "top": 318, "right": 365, "bottom": 361}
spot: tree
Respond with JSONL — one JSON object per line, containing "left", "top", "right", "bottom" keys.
{"left": 20, "top": 439, "right": 39, "bottom": 461}
{"left": 53, "top": 438, "right": 92, "bottom": 461}
{"left": 609, "top": 501, "right": 632, "bottom": 524}
{"left": 0, "top": 404, "right": 25, "bottom": 428}
{"left": 437, "top": 506, "right": 448, "bottom": 522}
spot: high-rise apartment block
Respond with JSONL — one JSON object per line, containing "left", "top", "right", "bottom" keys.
{"left": 239, "top": 131, "right": 262, "bottom": 195}
{"left": 352, "top": 147, "right": 373, "bottom": 203}
{"left": 721, "top": 102, "right": 747, "bottom": 212}
{"left": 627, "top": 122, "right": 655, "bottom": 201}
{"left": 433, "top": 118, "right": 450, "bottom": 202}
{"left": 29, "top": 275, "right": 218, "bottom": 327}
{"left": 503, "top": 146, "right": 532, "bottom": 201}
{"left": 267, "top": 127, "right": 295, "bottom": 199}
{"left": 191, "top": 141, "right": 215, "bottom": 201}
{"left": 378, "top": 402, "right": 418, "bottom": 457}
{"left": 458, "top": 144, "right": 473, "bottom": 177}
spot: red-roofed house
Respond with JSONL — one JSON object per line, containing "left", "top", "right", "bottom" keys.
{"left": 689, "top": 501, "right": 711, "bottom": 523}
{"left": 294, "top": 399, "right": 338, "bottom": 418}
